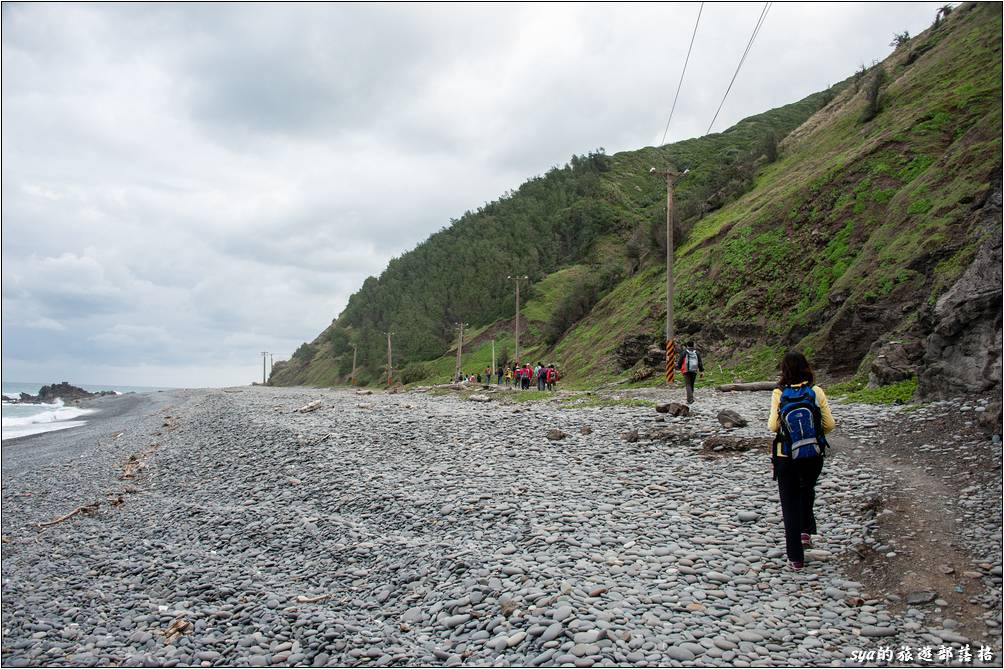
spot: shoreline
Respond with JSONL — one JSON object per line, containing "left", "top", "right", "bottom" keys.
{"left": 1, "top": 386, "right": 1000, "bottom": 667}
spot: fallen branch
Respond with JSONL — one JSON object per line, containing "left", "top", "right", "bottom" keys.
{"left": 295, "top": 593, "right": 335, "bottom": 604}
{"left": 37, "top": 502, "right": 100, "bottom": 529}
{"left": 163, "top": 618, "right": 192, "bottom": 644}
{"left": 296, "top": 400, "right": 323, "bottom": 413}
{"left": 716, "top": 381, "right": 777, "bottom": 392}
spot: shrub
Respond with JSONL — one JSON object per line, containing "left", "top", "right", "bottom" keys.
{"left": 401, "top": 362, "right": 430, "bottom": 384}
{"left": 890, "top": 31, "right": 911, "bottom": 48}
{"left": 544, "top": 265, "right": 622, "bottom": 345}
{"left": 292, "top": 342, "right": 317, "bottom": 361}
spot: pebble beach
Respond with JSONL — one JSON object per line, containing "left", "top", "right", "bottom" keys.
{"left": 1, "top": 386, "right": 1000, "bottom": 667}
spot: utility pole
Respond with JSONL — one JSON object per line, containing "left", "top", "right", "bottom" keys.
{"left": 454, "top": 322, "right": 468, "bottom": 382}
{"left": 350, "top": 344, "right": 358, "bottom": 385}
{"left": 261, "top": 351, "right": 269, "bottom": 384}
{"left": 383, "top": 332, "right": 394, "bottom": 386}
{"left": 507, "top": 275, "right": 528, "bottom": 364}
{"left": 269, "top": 353, "right": 273, "bottom": 374}
{"left": 650, "top": 166, "right": 688, "bottom": 384}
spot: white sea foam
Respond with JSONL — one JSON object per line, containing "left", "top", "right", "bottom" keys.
{"left": 1, "top": 399, "right": 96, "bottom": 441}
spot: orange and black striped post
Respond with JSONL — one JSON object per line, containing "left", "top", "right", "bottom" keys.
{"left": 650, "top": 165, "right": 686, "bottom": 385}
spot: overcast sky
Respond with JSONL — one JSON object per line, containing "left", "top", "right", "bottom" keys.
{"left": 2, "top": 2, "right": 943, "bottom": 388}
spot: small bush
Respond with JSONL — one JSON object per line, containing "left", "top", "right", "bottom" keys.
{"left": 762, "top": 130, "right": 778, "bottom": 163}
{"left": 544, "top": 265, "right": 622, "bottom": 345}
{"left": 890, "top": 31, "right": 911, "bottom": 48}
{"left": 401, "top": 362, "right": 430, "bottom": 384}
{"left": 292, "top": 342, "right": 317, "bottom": 361}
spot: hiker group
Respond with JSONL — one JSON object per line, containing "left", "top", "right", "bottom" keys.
{"left": 503, "top": 362, "right": 559, "bottom": 391}
{"left": 457, "top": 362, "right": 559, "bottom": 391}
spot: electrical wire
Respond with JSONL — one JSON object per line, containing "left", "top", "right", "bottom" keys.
{"left": 660, "top": 2, "right": 704, "bottom": 146}
{"left": 706, "top": 2, "right": 771, "bottom": 135}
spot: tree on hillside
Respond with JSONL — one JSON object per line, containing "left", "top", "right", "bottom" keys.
{"left": 890, "top": 31, "right": 911, "bottom": 48}
{"left": 762, "top": 130, "right": 778, "bottom": 163}
{"left": 934, "top": 4, "right": 953, "bottom": 27}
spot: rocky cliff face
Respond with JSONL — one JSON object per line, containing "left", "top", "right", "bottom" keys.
{"left": 918, "top": 184, "right": 1003, "bottom": 399}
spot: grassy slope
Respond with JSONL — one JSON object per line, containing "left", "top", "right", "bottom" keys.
{"left": 551, "top": 3, "right": 1001, "bottom": 386}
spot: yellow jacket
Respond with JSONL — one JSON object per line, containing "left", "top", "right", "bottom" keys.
{"left": 768, "top": 383, "right": 835, "bottom": 456}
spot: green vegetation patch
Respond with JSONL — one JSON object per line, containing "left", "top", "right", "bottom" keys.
{"left": 833, "top": 376, "right": 918, "bottom": 404}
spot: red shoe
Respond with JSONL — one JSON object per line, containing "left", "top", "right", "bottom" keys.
{"left": 801, "top": 533, "right": 812, "bottom": 548}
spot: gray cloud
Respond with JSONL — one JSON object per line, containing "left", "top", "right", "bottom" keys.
{"left": 2, "top": 2, "right": 943, "bottom": 386}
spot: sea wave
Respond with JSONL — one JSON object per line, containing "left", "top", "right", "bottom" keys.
{"left": 1, "top": 400, "right": 96, "bottom": 428}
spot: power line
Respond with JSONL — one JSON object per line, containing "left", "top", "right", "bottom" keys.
{"left": 660, "top": 2, "right": 704, "bottom": 146}
{"left": 706, "top": 2, "right": 771, "bottom": 136}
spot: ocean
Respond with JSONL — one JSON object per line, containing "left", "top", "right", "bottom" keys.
{"left": 1, "top": 381, "right": 174, "bottom": 442}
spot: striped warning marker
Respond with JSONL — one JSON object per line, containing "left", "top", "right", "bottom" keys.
{"left": 665, "top": 339, "right": 675, "bottom": 384}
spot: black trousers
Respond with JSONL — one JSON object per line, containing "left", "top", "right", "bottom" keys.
{"left": 683, "top": 372, "right": 697, "bottom": 403}
{"left": 774, "top": 456, "right": 824, "bottom": 563}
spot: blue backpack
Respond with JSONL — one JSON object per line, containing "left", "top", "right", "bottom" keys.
{"left": 777, "top": 385, "right": 826, "bottom": 458}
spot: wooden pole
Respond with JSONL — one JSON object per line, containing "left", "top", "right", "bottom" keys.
{"left": 454, "top": 322, "right": 465, "bottom": 381}
{"left": 383, "top": 332, "right": 394, "bottom": 386}
{"left": 351, "top": 344, "right": 357, "bottom": 385}
{"left": 508, "top": 275, "right": 527, "bottom": 364}
{"left": 650, "top": 166, "right": 685, "bottom": 384}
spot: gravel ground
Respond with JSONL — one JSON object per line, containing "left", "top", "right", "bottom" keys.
{"left": 1, "top": 386, "right": 1000, "bottom": 667}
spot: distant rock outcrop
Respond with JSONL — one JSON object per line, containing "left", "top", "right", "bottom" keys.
{"left": 3, "top": 382, "right": 115, "bottom": 405}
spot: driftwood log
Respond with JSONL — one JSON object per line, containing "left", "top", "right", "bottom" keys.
{"left": 716, "top": 382, "right": 777, "bottom": 392}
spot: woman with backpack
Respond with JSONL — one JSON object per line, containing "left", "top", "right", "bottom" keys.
{"left": 769, "top": 351, "right": 835, "bottom": 571}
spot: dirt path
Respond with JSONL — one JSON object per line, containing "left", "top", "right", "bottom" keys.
{"left": 831, "top": 398, "right": 1003, "bottom": 650}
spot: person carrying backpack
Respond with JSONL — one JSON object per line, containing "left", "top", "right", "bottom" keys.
{"left": 504, "top": 367, "right": 512, "bottom": 388}
{"left": 536, "top": 362, "right": 546, "bottom": 391}
{"left": 676, "top": 341, "right": 704, "bottom": 404}
{"left": 769, "top": 351, "right": 836, "bottom": 571}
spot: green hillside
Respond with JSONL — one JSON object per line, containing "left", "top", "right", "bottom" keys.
{"left": 271, "top": 3, "right": 1001, "bottom": 391}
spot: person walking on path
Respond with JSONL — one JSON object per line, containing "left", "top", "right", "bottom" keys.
{"left": 504, "top": 367, "right": 512, "bottom": 388}
{"left": 497, "top": 366, "right": 503, "bottom": 385}
{"left": 676, "top": 341, "right": 704, "bottom": 404}
{"left": 535, "top": 362, "right": 546, "bottom": 391}
{"left": 768, "top": 351, "right": 836, "bottom": 571}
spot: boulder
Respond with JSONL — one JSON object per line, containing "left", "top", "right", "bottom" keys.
{"left": 615, "top": 335, "right": 655, "bottom": 370}
{"left": 579, "top": 426, "right": 593, "bottom": 435}
{"left": 656, "top": 402, "right": 689, "bottom": 417}
{"left": 868, "top": 339, "right": 924, "bottom": 387}
{"left": 717, "top": 409, "right": 748, "bottom": 428}
{"left": 905, "top": 591, "right": 938, "bottom": 605}
{"left": 620, "top": 430, "right": 640, "bottom": 443}
{"left": 469, "top": 394, "right": 491, "bottom": 403}
{"left": 630, "top": 367, "right": 655, "bottom": 382}
{"left": 546, "top": 429, "right": 567, "bottom": 441}
{"left": 643, "top": 346, "right": 666, "bottom": 368}
{"left": 702, "top": 436, "right": 771, "bottom": 453}
{"left": 978, "top": 400, "right": 1002, "bottom": 436}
